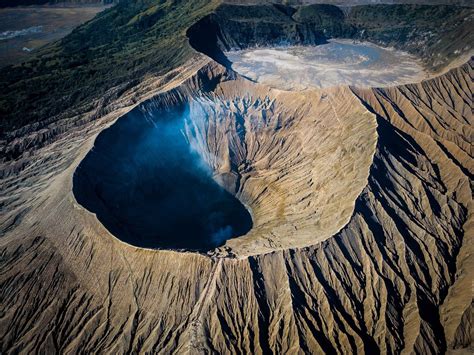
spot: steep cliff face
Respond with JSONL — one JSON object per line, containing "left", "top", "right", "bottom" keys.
{"left": 1, "top": 51, "right": 472, "bottom": 353}
{"left": 1, "top": 2, "right": 471, "bottom": 146}
{"left": 181, "top": 83, "right": 377, "bottom": 256}
{"left": 1, "top": 2, "right": 473, "bottom": 353}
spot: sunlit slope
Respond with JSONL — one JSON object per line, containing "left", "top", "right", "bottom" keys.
{"left": 0, "top": 1, "right": 472, "bottom": 353}
{"left": 0, "top": 60, "right": 471, "bottom": 353}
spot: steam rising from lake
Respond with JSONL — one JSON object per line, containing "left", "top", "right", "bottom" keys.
{"left": 226, "top": 40, "right": 428, "bottom": 90}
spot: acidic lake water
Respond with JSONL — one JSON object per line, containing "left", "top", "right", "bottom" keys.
{"left": 73, "top": 104, "right": 252, "bottom": 252}
{"left": 226, "top": 40, "right": 428, "bottom": 90}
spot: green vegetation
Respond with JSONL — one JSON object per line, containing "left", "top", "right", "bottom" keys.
{"left": 292, "top": 4, "right": 344, "bottom": 24}
{"left": 0, "top": 0, "right": 217, "bottom": 134}
{"left": 215, "top": 3, "right": 292, "bottom": 22}
{"left": 346, "top": 4, "right": 473, "bottom": 60}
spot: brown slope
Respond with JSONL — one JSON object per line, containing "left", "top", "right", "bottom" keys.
{"left": 0, "top": 59, "right": 472, "bottom": 353}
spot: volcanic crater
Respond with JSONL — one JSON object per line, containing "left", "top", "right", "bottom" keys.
{"left": 2, "top": 3, "right": 473, "bottom": 353}
{"left": 72, "top": 21, "right": 438, "bottom": 256}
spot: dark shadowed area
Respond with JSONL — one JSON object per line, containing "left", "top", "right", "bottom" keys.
{"left": 73, "top": 103, "right": 253, "bottom": 251}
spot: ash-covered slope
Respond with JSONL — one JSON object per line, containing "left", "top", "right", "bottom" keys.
{"left": 0, "top": 2, "right": 473, "bottom": 354}
{"left": 1, "top": 57, "right": 472, "bottom": 352}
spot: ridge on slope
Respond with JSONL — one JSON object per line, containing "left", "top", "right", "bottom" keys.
{"left": 0, "top": 1, "right": 472, "bottom": 353}
{"left": 0, "top": 58, "right": 472, "bottom": 353}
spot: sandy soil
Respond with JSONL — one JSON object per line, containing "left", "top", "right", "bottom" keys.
{"left": 1, "top": 55, "right": 472, "bottom": 352}
{"left": 0, "top": 5, "right": 108, "bottom": 67}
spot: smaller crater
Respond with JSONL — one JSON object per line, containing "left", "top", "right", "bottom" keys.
{"left": 226, "top": 40, "right": 428, "bottom": 90}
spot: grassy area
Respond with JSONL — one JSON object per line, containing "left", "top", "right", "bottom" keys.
{"left": 0, "top": 0, "right": 218, "bottom": 134}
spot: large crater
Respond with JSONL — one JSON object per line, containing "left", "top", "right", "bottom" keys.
{"left": 74, "top": 70, "right": 377, "bottom": 256}
{"left": 73, "top": 5, "right": 442, "bottom": 256}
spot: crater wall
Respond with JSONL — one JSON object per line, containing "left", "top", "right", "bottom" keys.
{"left": 187, "top": 3, "right": 473, "bottom": 70}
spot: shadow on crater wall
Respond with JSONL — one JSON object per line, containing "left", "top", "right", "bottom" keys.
{"left": 73, "top": 102, "right": 253, "bottom": 252}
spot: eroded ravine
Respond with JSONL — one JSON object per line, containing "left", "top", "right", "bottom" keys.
{"left": 70, "top": 18, "right": 468, "bottom": 256}
{"left": 1, "top": 56, "right": 472, "bottom": 354}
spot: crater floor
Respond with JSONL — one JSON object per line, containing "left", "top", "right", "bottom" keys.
{"left": 226, "top": 40, "right": 428, "bottom": 90}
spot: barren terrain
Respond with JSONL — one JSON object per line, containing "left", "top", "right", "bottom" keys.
{"left": 0, "top": 2, "right": 473, "bottom": 354}
{"left": 1, "top": 52, "right": 472, "bottom": 352}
